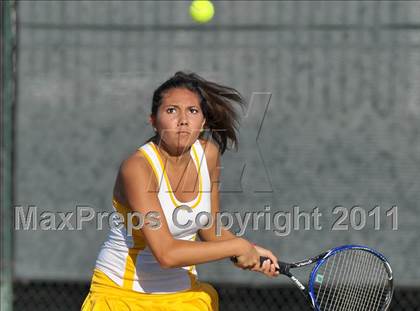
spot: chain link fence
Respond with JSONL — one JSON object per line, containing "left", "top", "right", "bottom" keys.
{"left": 12, "top": 281, "right": 420, "bottom": 310}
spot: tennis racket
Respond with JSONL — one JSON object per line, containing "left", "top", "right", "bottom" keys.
{"left": 239, "top": 244, "right": 394, "bottom": 311}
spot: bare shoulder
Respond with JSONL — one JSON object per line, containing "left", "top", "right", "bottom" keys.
{"left": 119, "top": 151, "right": 156, "bottom": 188}
{"left": 198, "top": 138, "right": 221, "bottom": 172}
{"left": 199, "top": 138, "right": 220, "bottom": 158}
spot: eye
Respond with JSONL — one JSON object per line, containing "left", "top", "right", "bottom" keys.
{"left": 166, "top": 107, "right": 176, "bottom": 113}
{"left": 190, "top": 107, "right": 199, "bottom": 114}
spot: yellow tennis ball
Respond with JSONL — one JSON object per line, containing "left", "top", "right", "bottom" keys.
{"left": 189, "top": 0, "right": 215, "bottom": 24}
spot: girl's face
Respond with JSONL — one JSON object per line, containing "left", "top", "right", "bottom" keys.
{"left": 150, "top": 88, "right": 206, "bottom": 153}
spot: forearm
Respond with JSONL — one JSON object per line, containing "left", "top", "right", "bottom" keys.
{"left": 199, "top": 225, "right": 237, "bottom": 242}
{"left": 161, "top": 237, "right": 249, "bottom": 268}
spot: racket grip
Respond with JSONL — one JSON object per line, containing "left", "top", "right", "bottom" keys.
{"left": 231, "top": 256, "right": 288, "bottom": 274}
{"left": 260, "top": 256, "right": 289, "bottom": 274}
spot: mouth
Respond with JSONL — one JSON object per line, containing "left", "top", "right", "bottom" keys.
{"left": 177, "top": 131, "right": 191, "bottom": 135}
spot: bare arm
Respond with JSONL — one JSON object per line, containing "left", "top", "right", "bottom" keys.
{"left": 197, "top": 140, "right": 279, "bottom": 276}
{"left": 120, "top": 154, "right": 257, "bottom": 269}
{"left": 198, "top": 140, "right": 237, "bottom": 242}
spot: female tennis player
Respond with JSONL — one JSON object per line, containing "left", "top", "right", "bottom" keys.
{"left": 81, "top": 71, "right": 279, "bottom": 310}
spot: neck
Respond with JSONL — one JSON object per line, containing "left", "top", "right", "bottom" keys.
{"left": 153, "top": 137, "right": 192, "bottom": 166}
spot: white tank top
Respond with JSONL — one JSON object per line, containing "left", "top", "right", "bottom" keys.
{"left": 94, "top": 139, "right": 212, "bottom": 293}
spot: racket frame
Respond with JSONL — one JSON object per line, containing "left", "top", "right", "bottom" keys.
{"left": 307, "top": 244, "right": 393, "bottom": 311}
{"left": 238, "top": 244, "right": 393, "bottom": 310}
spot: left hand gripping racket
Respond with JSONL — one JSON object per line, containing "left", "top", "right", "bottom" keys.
{"left": 260, "top": 245, "right": 393, "bottom": 311}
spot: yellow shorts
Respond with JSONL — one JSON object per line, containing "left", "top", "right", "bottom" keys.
{"left": 81, "top": 269, "right": 219, "bottom": 311}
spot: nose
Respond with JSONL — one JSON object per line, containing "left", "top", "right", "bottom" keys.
{"left": 178, "top": 110, "right": 188, "bottom": 126}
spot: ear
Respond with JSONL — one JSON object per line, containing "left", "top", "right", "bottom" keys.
{"left": 149, "top": 115, "right": 155, "bottom": 127}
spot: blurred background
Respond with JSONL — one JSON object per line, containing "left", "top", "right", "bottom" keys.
{"left": 1, "top": 0, "right": 420, "bottom": 310}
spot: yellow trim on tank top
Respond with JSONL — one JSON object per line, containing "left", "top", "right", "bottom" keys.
{"left": 112, "top": 197, "right": 147, "bottom": 290}
{"left": 112, "top": 197, "right": 147, "bottom": 250}
{"left": 149, "top": 142, "right": 203, "bottom": 208}
{"left": 139, "top": 148, "right": 164, "bottom": 187}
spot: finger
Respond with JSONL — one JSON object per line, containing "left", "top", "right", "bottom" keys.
{"left": 264, "top": 268, "right": 274, "bottom": 278}
{"left": 270, "top": 263, "right": 278, "bottom": 276}
{"left": 254, "top": 260, "right": 265, "bottom": 272}
{"left": 259, "top": 250, "right": 278, "bottom": 267}
{"left": 261, "top": 259, "right": 267, "bottom": 269}
{"left": 254, "top": 259, "right": 267, "bottom": 272}
{"left": 264, "top": 262, "right": 273, "bottom": 276}
{"left": 262, "top": 259, "right": 271, "bottom": 273}
{"left": 266, "top": 253, "right": 279, "bottom": 270}
{"left": 260, "top": 259, "right": 270, "bottom": 268}
{"left": 272, "top": 263, "right": 280, "bottom": 276}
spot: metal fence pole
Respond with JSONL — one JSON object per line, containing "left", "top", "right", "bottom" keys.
{"left": 1, "top": 1, "right": 16, "bottom": 311}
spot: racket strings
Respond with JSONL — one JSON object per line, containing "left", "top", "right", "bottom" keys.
{"left": 333, "top": 250, "right": 364, "bottom": 310}
{"left": 337, "top": 250, "right": 363, "bottom": 310}
{"left": 312, "top": 249, "right": 390, "bottom": 311}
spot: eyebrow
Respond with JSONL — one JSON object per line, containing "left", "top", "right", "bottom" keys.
{"left": 164, "top": 104, "right": 200, "bottom": 108}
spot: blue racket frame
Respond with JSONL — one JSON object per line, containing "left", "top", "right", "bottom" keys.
{"left": 307, "top": 244, "right": 394, "bottom": 311}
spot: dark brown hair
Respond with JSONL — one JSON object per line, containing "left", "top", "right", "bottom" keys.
{"left": 149, "top": 71, "right": 246, "bottom": 154}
